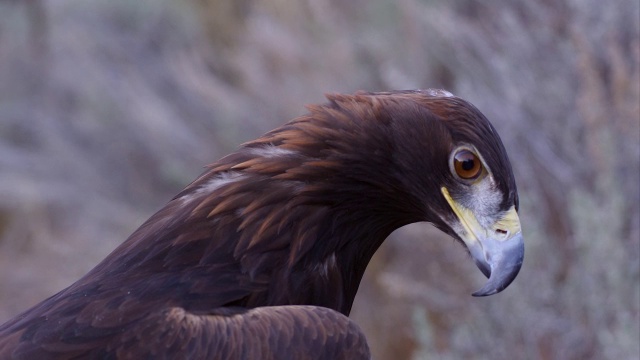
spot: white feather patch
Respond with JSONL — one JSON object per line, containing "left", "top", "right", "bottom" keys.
{"left": 424, "top": 88, "right": 455, "bottom": 98}
{"left": 247, "top": 145, "right": 297, "bottom": 158}
{"left": 469, "top": 175, "right": 502, "bottom": 228}
{"left": 179, "top": 172, "right": 245, "bottom": 204}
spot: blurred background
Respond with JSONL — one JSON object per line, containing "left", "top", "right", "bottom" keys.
{"left": 0, "top": 0, "right": 638, "bottom": 359}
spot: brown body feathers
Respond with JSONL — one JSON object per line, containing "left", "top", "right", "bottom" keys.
{"left": 0, "top": 90, "right": 520, "bottom": 359}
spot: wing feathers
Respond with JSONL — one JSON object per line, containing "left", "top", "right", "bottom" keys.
{"left": 114, "top": 305, "right": 371, "bottom": 360}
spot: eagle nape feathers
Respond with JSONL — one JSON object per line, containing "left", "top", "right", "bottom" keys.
{"left": 0, "top": 89, "right": 523, "bottom": 359}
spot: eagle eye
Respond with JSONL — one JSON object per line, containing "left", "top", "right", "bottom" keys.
{"left": 452, "top": 149, "right": 483, "bottom": 180}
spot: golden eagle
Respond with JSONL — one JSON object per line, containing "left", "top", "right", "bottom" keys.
{"left": 0, "top": 90, "right": 524, "bottom": 359}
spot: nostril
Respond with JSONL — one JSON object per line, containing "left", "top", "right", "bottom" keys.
{"left": 496, "top": 229, "right": 509, "bottom": 239}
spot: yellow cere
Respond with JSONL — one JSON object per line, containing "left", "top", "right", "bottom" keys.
{"left": 440, "top": 187, "right": 520, "bottom": 243}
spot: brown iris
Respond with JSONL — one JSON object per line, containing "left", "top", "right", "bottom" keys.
{"left": 453, "top": 149, "right": 482, "bottom": 180}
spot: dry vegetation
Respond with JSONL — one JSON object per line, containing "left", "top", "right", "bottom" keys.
{"left": 0, "top": 0, "right": 638, "bottom": 359}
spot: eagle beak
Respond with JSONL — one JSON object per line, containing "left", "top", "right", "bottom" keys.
{"left": 441, "top": 188, "right": 524, "bottom": 297}
{"left": 467, "top": 230, "right": 523, "bottom": 297}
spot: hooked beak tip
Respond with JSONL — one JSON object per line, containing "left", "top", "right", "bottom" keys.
{"left": 471, "top": 232, "right": 524, "bottom": 297}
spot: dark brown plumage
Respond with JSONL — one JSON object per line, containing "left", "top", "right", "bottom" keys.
{"left": 0, "top": 90, "right": 524, "bottom": 359}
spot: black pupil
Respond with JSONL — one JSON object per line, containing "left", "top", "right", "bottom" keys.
{"left": 461, "top": 158, "right": 475, "bottom": 171}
